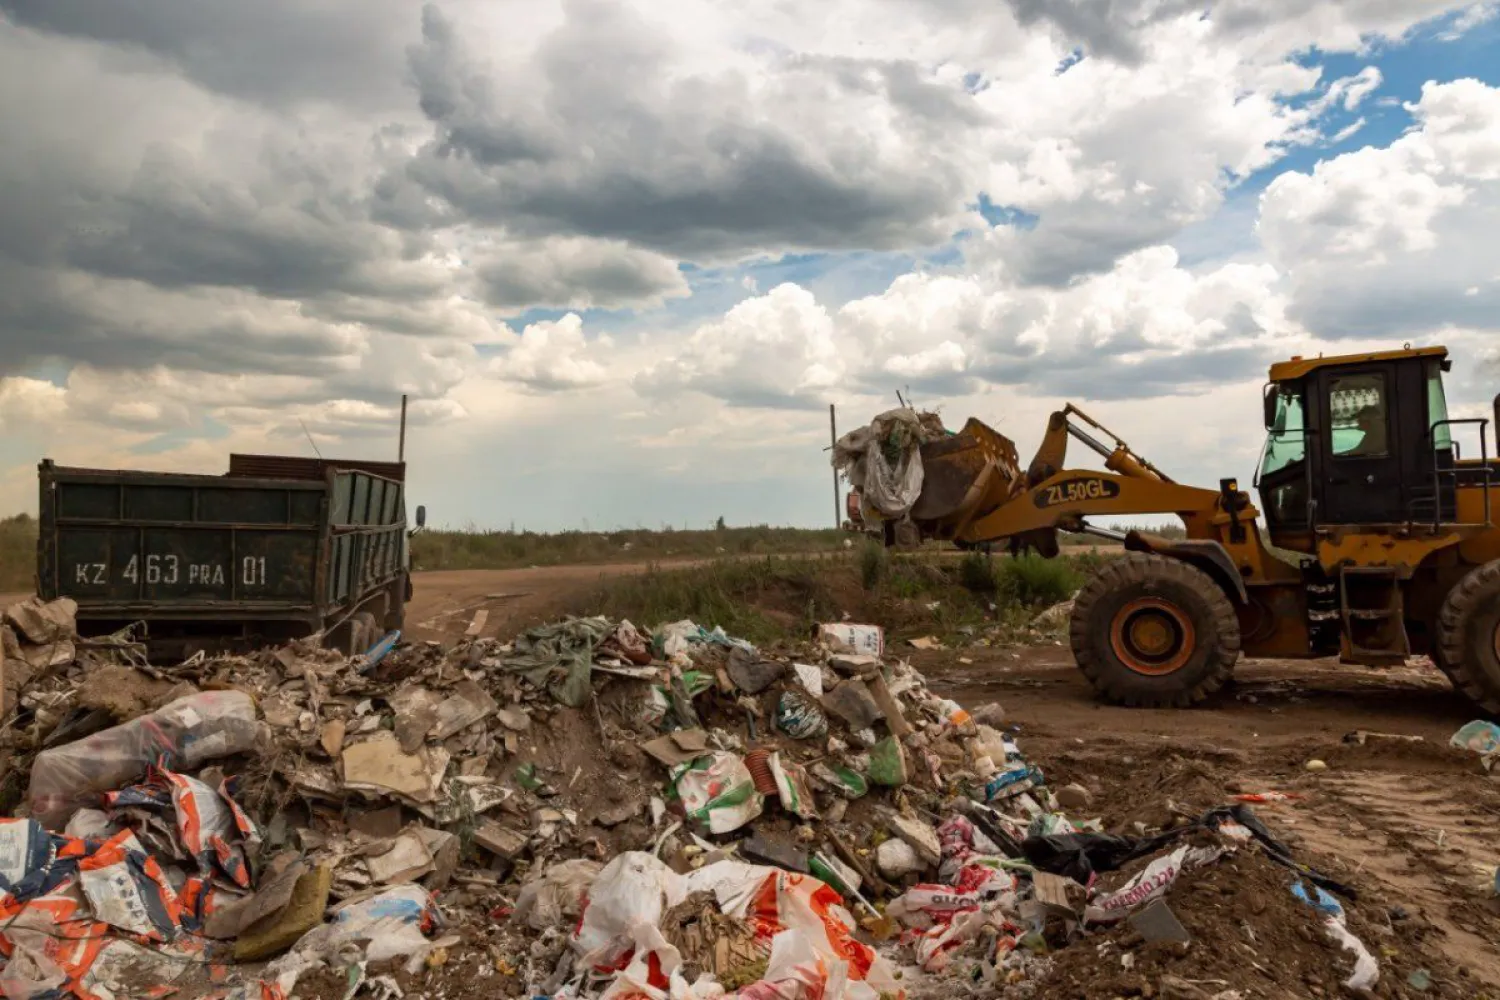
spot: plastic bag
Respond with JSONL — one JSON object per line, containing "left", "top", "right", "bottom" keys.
{"left": 673, "top": 754, "right": 764, "bottom": 835}
{"left": 681, "top": 862, "right": 897, "bottom": 994}
{"left": 735, "top": 929, "right": 853, "bottom": 1000}
{"left": 1291, "top": 879, "right": 1377, "bottom": 990}
{"left": 984, "top": 764, "right": 1043, "bottom": 802}
{"left": 163, "top": 770, "right": 250, "bottom": 888}
{"left": 29, "top": 691, "right": 259, "bottom": 829}
{"left": 0, "top": 819, "right": 56, "bottom": 896}
{"left": 77, "top": 830, "right": 181, "bottom": 941}
{"left": 768, "top": 755, "right": 818, "bottom": 820}
{"left": 572, "top": 852, "right": 685, "bottom": 973}
{"left": 1085, "top": 846, "right": 1209, "bottom": 924}
{"left": 775, "top": 692, "right": 827, "bottom": 741}
{"left": 287, "top": 884, "right": 438, "bottom": 971}
{"left": 1452, "top": 720, "right": 1500, "bottom": 770}
{"left": 814, "top": 624, "right": 884, "bottom": 658}
{"left": 515, "top": 859, "right": 602, "bottom": 931}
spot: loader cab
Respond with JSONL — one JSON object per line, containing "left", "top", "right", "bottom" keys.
{"left": 1256, "top": 347, "right": 1457, "bottom": 547}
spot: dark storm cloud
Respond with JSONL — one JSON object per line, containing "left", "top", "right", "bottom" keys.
{"left": 394, "top": 2, "right": 972, "bottom": 258}
{"left": 1003, "top": 0, "right": 1201, "bottom": 63}
{"left": 60, "top": 144, "right": 445, "bottom": 303}
{"left": 0, "top": 0, "right": 415, "bottom": 110}
{"left": 476, "top": 241, "right": 687, "bottom": 312}
{"left": 0, "top": 265, "right": 356, "bottom": 379}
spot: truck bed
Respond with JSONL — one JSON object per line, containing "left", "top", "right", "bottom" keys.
{"left": 37, "top": 460, "right": 408, "bottom": 647}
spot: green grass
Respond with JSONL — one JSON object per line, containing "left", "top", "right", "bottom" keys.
{"left": 570, "top": 549, "right": 1106, "bottom": 646}
{"left": 0, "top": 515, "right": 37, "bottom": 592}
{"left": 567, "top": 555, "right": 843, "bottom": 644}
{"left": 411, "top": 525, "right": 850, "bottom": 572}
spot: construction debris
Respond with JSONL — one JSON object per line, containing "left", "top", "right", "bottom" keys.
{"left": 0, "top": 596, "right": 1458, "bottom": 999}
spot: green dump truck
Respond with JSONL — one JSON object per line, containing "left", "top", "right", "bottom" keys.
{"left": 36, "top": 454, "right": 425, "bottom": 658}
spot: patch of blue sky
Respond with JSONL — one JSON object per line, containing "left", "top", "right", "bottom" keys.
{"left": 1176, "top": 8, "right": 1500, "bottom": 267}
{"left": 973, "top": 193, "right": 1039, "bottom": 230}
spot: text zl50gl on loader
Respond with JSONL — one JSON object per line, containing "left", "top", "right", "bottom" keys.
{"left": 909, "top": 346, "right": 1500, "bottom": 716}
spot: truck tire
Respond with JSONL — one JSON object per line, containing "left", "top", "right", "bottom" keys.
{"left": 1069, "top": 553, "right": 1240, "bottom": 708}
{"left": 329, "top": 611, "right": 379, "bottom": 657}
{"left": 1436, "top": 561, "right": 1500, "bottom": 717}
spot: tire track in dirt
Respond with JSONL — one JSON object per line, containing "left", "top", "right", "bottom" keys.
{"left": 1280, "top": 767, "right": 1500, "bottom": 986}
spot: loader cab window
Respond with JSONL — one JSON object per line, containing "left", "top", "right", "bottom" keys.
{"left": 1330, "top": 373, "right": 1389, "bottom": 458}
{"left": 1427, "top": 364, "right": 1452, "bottom": 450}
{"left": 1260, "top": 385, "right": 1306, "bottom": 475}
{"left": 1258, "top": 383, "right": 1309, "bottom": 528}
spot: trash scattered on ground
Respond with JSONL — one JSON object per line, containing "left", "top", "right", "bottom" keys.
{"left": 0, "top": 596, "right": 1473, "bottom": 999}
{"left": 1451, "top": 719, "right": 1500, "bottom": 771}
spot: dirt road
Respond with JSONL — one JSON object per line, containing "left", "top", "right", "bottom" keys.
{"left": 404, "top": 562, "right": 689, "bottom": 642}
{"left": 5, "top": 563, "right": 689, "bottom": 646}
{"left": 920, "top": 645, "right": 1500, "bottom": 987}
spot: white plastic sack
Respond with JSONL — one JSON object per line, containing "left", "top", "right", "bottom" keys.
{"left": 1325, "top": 917, "right": 1380, "bottom": 991}
{"left": 1084, "top": 847, "right": 1188, "bottom": 924}
{"left": 29, "top": 691, "right": 259, "bottom": 829}
{"left": 0, "top": 941, "right": 67, "bottom": 1000}
{"left": 832, "top": 410, "right": 929, "bottom": 519}
{"left": 573, "top": 852, "right": 686, "bottom": 973}
{"left": 285, "top": 884, "right": 438, "bottom": 974}
{"left": 673, "top": 753, "right": 763, "bottom": 834}
{"left": 814, "top": 625, "right": 884, "bottom": 658}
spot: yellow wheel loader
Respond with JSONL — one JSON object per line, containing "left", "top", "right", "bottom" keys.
{"left": 892, "top": 346, "right": 1500, "bottom": 715}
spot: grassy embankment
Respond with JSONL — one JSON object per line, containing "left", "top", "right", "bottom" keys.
{"left": 0, "top": 515, "right": 36, "bottom": 592}
{"left": 568, "top": 544, "right": 1105, "bottom": 646}
{"left": 410, "top": 525, "right": 852, "bottom": 571}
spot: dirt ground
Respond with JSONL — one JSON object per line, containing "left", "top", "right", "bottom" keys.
{"left": 917, "top": 643, "right": 1500, "bottom": 990}
{"left": 403, "top": 563, "right": 684, "bottom": 642}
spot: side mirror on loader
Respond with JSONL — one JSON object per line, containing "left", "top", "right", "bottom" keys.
{"left": 1263, "top": 384, "right": 1278, "bottom": 430}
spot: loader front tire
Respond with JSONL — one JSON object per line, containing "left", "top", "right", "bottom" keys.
{"left": 1070, "top": 554, "right": 1240, "bottom": 708}
{"left": 1436, "top": 561, "right": 1500, "bottom": 717}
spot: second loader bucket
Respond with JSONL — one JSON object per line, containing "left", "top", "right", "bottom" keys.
{"left": 910, "top": 418, "right": 1024, "bottom": 536}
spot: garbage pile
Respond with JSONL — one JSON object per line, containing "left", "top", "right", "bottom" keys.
{"left": 0, "top": 598, "right": 1420, "bottom": 999}
{"left": 832, "top": 408, "right": 948, "bottom": 523}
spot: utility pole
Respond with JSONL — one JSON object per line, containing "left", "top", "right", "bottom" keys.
{"left": 829, "top": 403, "right": 839, "bottom": 528}
{"left": 398, "top": 394, "right": 408, "bottom": 463}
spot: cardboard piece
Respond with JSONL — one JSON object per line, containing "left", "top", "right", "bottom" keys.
{"left": 642, "top": 729, "right": 710, "bottom": 767}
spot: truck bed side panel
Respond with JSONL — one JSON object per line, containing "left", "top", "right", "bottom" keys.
{"left": 40, "top": 466, "right": 326, "bottom": 613}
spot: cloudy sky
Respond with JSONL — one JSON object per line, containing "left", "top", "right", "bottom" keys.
{"left": 2, "top": 0, "right": 1498, "bottom": 531}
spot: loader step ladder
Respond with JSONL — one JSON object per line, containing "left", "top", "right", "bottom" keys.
{"left": 1338, "top": 565, "right": 1410, "bottom": 666}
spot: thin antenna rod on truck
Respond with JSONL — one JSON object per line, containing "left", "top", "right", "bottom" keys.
{"left": 398, "top": 394, "right": 409, "bottom": 462}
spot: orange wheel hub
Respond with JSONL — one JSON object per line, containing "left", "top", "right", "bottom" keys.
{"left": 1110, "top": 597, "right": 1195, "bottom": 676}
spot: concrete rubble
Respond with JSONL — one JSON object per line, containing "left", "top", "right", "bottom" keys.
{"left": 0, "top": 597, "right": 1414, "bottom": 999}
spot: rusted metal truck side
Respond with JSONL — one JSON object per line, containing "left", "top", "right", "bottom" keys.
{"left": 36, "top": 454, "right": 419, "bottom": 658}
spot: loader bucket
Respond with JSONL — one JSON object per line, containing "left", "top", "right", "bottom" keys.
{"left": 910, "top": 418, "right": 1024, "bottom": 533}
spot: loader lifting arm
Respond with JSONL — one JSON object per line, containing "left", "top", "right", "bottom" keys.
{"left": 954, "top": 404, "right": 1266, "bottom": 565}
